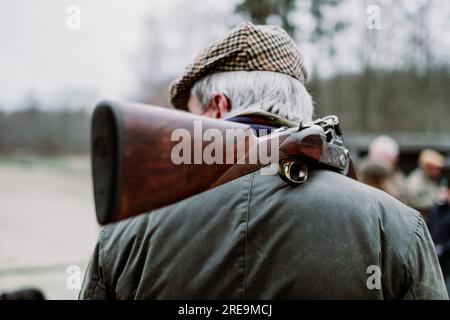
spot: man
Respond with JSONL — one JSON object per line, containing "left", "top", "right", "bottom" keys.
{"left": 80, "top": 21, "right": 447, "bottom": 299}
{"left": 358, "top": 158, "right": 395, "bottom": 196}
{"left": 359, "top": 135, "right": 410, "bottom": 204}
{"left": 407, "top": 149, "right": 446, "bottom": 218}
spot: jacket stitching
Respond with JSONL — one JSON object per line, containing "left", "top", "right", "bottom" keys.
{"left": 403, "top": 211, "right": 421, "bottom": 298}
{"left": 88, "top": 277, "right": 101, "bottom": 299}
{"left": 242, "top": 172, "right": 254, "bottom": 299}
{"left": 97, "top": 227, "right": 110, "bottom": 298}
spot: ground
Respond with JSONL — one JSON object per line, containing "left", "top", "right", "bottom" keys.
{"left": 0, "top": 154, "right": 99, "bottom": 299}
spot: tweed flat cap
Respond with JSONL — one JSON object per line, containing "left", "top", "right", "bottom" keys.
{"left": 169, "top": 21, "right": 308, "bottom": 109}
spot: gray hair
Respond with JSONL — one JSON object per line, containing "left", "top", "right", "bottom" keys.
{"left": 369, "top": 135, "right": 399, "bottom": 159}
{"left": 190, "top": 71, "right": 314, "bottom": 121}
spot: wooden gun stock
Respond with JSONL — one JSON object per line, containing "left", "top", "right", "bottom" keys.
{"left": 91, "top": 100, "right": 356, "bottom": 225}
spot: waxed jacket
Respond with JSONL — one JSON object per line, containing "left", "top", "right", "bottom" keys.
{"left": 79, "top": 169, "right": 448, "bottom": 299}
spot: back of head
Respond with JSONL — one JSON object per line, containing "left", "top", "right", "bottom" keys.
{"left": 359, "top": 158, "right": 391, "bottom": 191}
{"left": 191, "top": 70, "right": 314, "bottom": 121}
{"left": 368, "top": 135, "right": 399, "bottom": 169}
{"left": 419, "top": 149, "right": 445, "bottom": 169}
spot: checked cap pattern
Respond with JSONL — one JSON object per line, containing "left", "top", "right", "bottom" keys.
{"left": 169, "top": 21, "right": 308, "bottom": 109}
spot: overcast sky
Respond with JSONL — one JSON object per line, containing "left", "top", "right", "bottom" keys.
{"left": 0, "top": 0, "right": 153, "bottom": 109}
{"left": 1, "top": 0, "right": 449, "bottom": 111}
{"left": 0, "top": 0, "right": 240, "bottom": 110}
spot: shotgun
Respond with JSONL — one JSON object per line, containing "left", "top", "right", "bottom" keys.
{"left": 91, "top": 100, "right": 356, "bottom": 225}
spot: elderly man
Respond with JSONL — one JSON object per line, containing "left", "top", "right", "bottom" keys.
{"left": 79, "top": 22, "right": 447, "bottom": 299}
{"left": 359, "top": 135, "right": 410, "bottom": 204}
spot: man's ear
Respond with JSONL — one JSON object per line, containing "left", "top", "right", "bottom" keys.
{"left": 206, "top": 93, "right": 230, "bottom": 118}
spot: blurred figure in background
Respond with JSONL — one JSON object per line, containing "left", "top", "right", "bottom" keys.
{"left": 427, "top": 182, "right": 450, "bottom": 295}
{"left": 359, "top": 158, "right": 396, "bottom": 196}
{"left": 407, "top": 149, "right": 445, "bottom": 218}
{"left": 359, "top": 135, "right": 410, "bottom": 204}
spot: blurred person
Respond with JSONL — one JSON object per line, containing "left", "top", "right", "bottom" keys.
{"left": 80, "top": 22, "right": 447, "bottom": 299}
{"left": 358, "top": 158, "right": 398, "bottom": 197}
{"left": 407, "top": 149, "right": 445, "bottom": 218}
{"left": 359, "top": 135, "right": 410, "bottom": 203}
{"left": 368, "top": 135, "right": 399, "bottom": 170}
{"left": 427, "top": 182, "right": 450, "bottom": 294}
{"left": 366, "top": 135, "right": 410, "bottom": 203}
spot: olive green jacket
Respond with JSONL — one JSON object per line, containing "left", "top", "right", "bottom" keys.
{"left": 79, "top": 170, "right": 448, "bottom": 299}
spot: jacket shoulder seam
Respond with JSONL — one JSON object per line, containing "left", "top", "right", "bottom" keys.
{"left": 242, "top": 172, "right": 254, "bottom": 299}
{"left": 402, "top": 210, "right": 422, "bottom": 291}
{"left": 97, "top": 227, "right": 111, "bottom": 297}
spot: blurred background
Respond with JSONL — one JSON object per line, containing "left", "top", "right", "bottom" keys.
{"left": 1, "top": 0, "right": 449, "bottom": 299}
